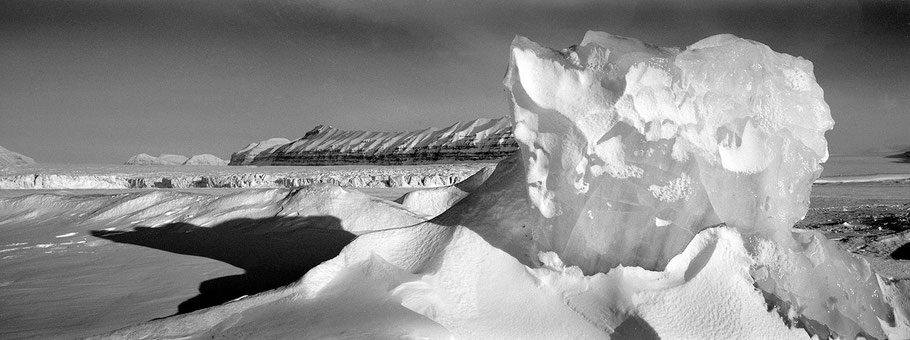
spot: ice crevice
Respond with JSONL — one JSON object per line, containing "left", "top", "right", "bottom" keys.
{"left": 90, "top": 31, "right": 909, "bottom": 339}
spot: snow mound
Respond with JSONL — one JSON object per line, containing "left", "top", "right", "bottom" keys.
{"left": 91, "top": 32, "right": 907, "bottom": 339}
{"left": 182, "top": 154, "right": 228, "bottom": 166}
{"left": 0, "top": 145, "right": 36, "bottom": 167}
{"left": 393, "top": 165, "right": 495, "bottom": 217}
{"left": 230, "top": 117, "right": 518, "bottom": 165}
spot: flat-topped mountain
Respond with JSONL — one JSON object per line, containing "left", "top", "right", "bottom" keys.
{"left": 230, "top": 117, "right": 518, "bottom": 165}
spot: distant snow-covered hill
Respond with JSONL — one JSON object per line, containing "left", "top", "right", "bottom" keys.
{"left": 0, "top": 145, "right": 36, "bottom": 167}
{"left": 230, "top": 117, "right": 518, "bottom": 165}
{"left": 125, "top": 153, "right": 228, "bottom": 166}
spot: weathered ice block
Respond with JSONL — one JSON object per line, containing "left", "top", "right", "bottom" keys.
{"left": 505, "top": 31, "right": 889, "bottom": 338}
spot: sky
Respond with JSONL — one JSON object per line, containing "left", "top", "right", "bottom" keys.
{"left": 0, "top": 0, "right": 908, "bottom": 164}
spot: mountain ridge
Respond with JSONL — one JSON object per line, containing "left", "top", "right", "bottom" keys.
{"left": 230, "top": 117, "right": 518, "bottom": 165}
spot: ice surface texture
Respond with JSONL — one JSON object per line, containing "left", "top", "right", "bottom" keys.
{"left": 505, "top": 31, "right": 888, "bottom": 338}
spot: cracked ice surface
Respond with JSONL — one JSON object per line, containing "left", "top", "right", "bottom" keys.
{"left": 505, "top": 31, "right": 890, "bottom": 338}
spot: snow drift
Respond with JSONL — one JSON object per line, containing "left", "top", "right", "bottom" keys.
{"left": 0, "top": 145, "right": 35, "bottom": 167}
{"left": 80, "top": 32, "right": 909, "bottom": 339}
{"left": 230, "top": 117, "right": 518, "bottom": 165}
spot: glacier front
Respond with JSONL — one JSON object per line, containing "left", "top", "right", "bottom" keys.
{"left": 79, "top": 32, "right": 907, "bottom": 339}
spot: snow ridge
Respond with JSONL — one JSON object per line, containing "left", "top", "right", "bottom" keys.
{"left": 229, "top": 117, "right": 518, "bottom": 165}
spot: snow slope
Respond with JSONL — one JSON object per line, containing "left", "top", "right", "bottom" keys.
{"left": 230, "top": 117, "right": 518, "bottom": 165}
{"left": 0, "top": 145, "right": 35, "bottom": 167}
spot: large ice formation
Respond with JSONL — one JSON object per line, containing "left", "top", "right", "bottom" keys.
{"left": 230, "top": 117, "right": 518, "bottom": 165}
{"left": 0, "top": 145, "right": 36, "bottom": 167}
{"left": 85, "top": 32, "right": 907, "bottom": 339}
{"left": 500, "top": 31, "right": 891, "bottom": 338}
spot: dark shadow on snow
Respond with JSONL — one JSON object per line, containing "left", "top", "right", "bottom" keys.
{"left": 612, "top": 315, "right": 660, "bottom": 340}
{"left": 91, "top": 216, "right": 355, "bottom": 315}
{"left": 891, "top": 242, "right": 910, "bottom": 260}
{"left": 885, "top": 151, "right": 910, "bottom": 163}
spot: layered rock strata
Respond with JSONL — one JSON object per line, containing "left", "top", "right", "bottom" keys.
{"left": 230, "top": 117, "right": 518, "bottom": 165}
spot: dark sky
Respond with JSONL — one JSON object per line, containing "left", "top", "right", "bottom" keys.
{"left": 1, "top": 0, "right": 908, "bottom": 163}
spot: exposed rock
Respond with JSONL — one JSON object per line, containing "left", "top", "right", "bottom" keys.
{"left": 229, "top": 117, "right": 518, "bottom": 165}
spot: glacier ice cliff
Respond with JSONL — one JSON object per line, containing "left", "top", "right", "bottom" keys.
{"left": 0, "top": 164, "right": 490, "bottom": 189}
{"left": 229, "top": 117, "right": 518, "bottom": 165}
{"left": 0, "top": 145, "right": 36, "bottom": 167}
{"left": 77, "top": 32, "right": 909, "bottom": 339}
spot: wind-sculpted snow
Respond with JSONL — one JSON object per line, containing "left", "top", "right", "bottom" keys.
{"left": 0, "top": 163, "right": 490, "bottom": 189}
{"left": 11, "top": 32, "right": 909, "bottom": 339}
{"left": 230, "top": 117, "right": 518, "bottom": 165}
{"left": 0, "top": 145, "right": 36, "bottom": 167}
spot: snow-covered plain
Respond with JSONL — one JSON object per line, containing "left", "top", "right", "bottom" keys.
{"left": 3, "top": 31, "right": 910, "bottom": 339}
